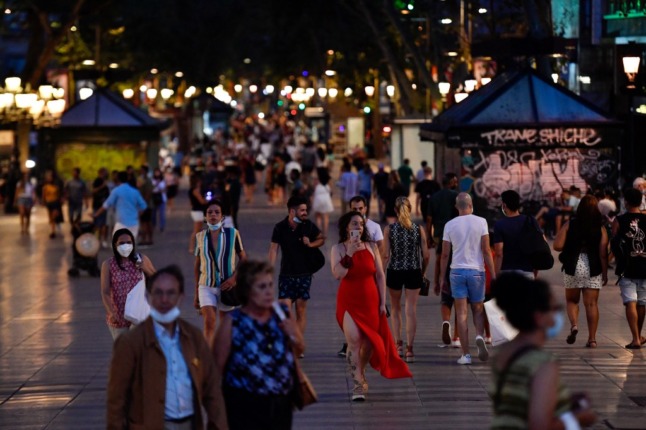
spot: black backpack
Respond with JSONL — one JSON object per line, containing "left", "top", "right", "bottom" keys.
{"left": 520, "top": 215, "right": 554, "bottom": 271}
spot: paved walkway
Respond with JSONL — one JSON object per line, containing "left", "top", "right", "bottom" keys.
{"left": 1, "top": 181, "right": 645, "bottom": 429}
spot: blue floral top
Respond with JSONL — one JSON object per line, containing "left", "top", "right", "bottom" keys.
{"left": 223, "top": 307, "right": 295, "bottom": 395}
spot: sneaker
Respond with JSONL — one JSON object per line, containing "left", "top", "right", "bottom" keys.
{"left": 451, "top": 338, "right": 461, "bottom": 348}
{"left": 351, "top": 383, "right": 366, "bottom": 401}
{"left": 457, "top": 354, "right": 472, "bottom": 365}
{"left": 337, "top": 344, "right": 347, "bottom": 357}
{"left": 441, "top": 321, "right": 451, "bottom": 345}
{"left": 476, "top": 336, "right": 489, "bottom": 362}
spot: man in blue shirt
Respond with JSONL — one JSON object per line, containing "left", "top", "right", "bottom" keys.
{"left": 94, "top": 171, "right": 147, "bottom": 241}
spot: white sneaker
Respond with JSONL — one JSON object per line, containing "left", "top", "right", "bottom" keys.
{"left": 441, "top": 321, "right": 451, "bottom": 345}
{"left": 457, "top": 354, "right": 472, "bottom": 365}
{"left": 476, "top": 335, "right": 489, "bottom": 362}
{"left": 451, "top": 338, "right": 461, "bottom": 348}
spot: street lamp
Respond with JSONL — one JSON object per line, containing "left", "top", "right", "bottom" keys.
{"left": 364, "top": 85, "right": 375, "bottom": 97}
{"left": 623, "top": 56, "right": 641, "bottom": 88}
{"left": 439, "top": 82, "right": 451, "bottom": 110}
{"left": 386, "top": 85, "right": 395, "bottom": 98}
{"left": 454, "top": 92, "right": 468, "bottom": 103}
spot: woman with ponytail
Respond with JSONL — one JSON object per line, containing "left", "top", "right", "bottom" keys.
{"left": 382, "top": 196, "right": 430, "bottom": 362}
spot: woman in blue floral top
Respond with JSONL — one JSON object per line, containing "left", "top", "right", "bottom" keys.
{"left": 213, "top": 260, "right": 304, "bottom": 430}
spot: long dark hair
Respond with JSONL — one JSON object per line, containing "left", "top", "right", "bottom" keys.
{"left": 337, "top": 211, "right": 370, "bottom": 243}
{"left": 575, "top": 195, "right": 602, "bottom": 241}
{"left": 111, "top": 228, "right": 138, "bottom": 270}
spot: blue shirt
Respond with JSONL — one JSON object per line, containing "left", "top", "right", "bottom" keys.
{"left": 153, "top": 320, "right": 194, "bottom": 420}
{"left": 358, "top": 170, "right": 373, "bottom": 194}
{"left": 103, "top": 183, "right": 147, "bottom": 227}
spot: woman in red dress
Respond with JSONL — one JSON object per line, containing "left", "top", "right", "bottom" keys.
{"left": 331, "top": 211, "right": 412, "bottom": 401}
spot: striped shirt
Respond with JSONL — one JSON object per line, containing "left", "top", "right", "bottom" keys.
{"left": 195, "top": 228, "right": 244, "bottom": 287}
{"left": 490, "top": 349, "right": 570, "bottom": 429}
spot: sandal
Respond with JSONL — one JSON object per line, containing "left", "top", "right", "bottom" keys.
{"left": 625, "top": 342, "right": 641, "bottom": 350}
{"left": 405, "top": 345, "right": 415, "bottom": 363}
{"left": 566, "top": 326, "right": 578, "bottom": 344}
{"left": 585, "top": 340, "right": 597, "bottom": 348}
{"left": 396, "top": 340, "right": 403, "bottom": 357}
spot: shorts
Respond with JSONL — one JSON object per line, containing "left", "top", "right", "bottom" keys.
{"left": 191, "top": 210, "right": 204, "bottom": 222}
{"left": 563, "top": 253, "right": 602, "bottom": 289}
{"left": 140, "top": 208, "right": 152, "bottom": 222}
{"left": 450, "top": 268, "right": 485, "bottom": 302}
{"left": 618, "top": 278, "right": 646, "bottom": 305}
{"left": 17, "top": 197, "right": 34, "bottom": 208}
{"left": 278, "top": 275, "right": 312, "bottom": 301}
{"left": 440, "top": 291, "right": 454, "bottom": 307}
{"left": 198, "top": 285, "right": 235, "bottom": 312}
{"left": 93, "top": 211, "right": 107, "bottom": 228}
{"left": 386, "top": 269, "right": 423, "bottom": 290}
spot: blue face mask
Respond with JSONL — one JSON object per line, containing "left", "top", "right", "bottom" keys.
{"left": 546, "top": 311, "right": 564, "bottom": 339}
{"left": 207, "top": 221, "right": 223, "bottom": 231}
{"left": 292, "top": 216, "right": 302, "bottom": 224}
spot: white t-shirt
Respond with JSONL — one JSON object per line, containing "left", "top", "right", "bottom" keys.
{"left": 366, "top": 219, "right": 384, "bottom": 243}
{"left": 443, "top": 214, "right": 489, "bottom": 271}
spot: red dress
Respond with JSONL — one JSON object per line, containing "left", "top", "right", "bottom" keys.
{"left": 336, "top": 248, "right": 412, "bottom": 379}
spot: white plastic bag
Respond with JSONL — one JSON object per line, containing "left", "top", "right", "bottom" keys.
{"left": 484, "top": 299, "right": 518, "bottom": 346}
{"left": 124, "top": 275, "right": 150, "bottom": 324}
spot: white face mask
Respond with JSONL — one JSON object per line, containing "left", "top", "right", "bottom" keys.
{"left": 206, "top": 221, "right": 223, "bottom": 231}
{"left": 116, "top": 243, "right": 133, "bottom": 257}
{"left": 150, "top": 306, "right": 181, "bottom": 324}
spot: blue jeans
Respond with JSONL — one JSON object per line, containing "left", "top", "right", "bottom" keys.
{"left": 450, "top": 268, "right": 485, "bottom": 302}
{"left": 152, "top": 202, "right": 166, "bottom": 231}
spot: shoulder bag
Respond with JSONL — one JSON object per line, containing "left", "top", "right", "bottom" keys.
{"left": 124, "top": 266, "right": 150, "bottom": 324}
{"left": 303, "top": 222, "right": 325, "bottom": 274}
{"left": 521, "top": 215, "right": 554, "bottom": 271}
{"left": 493, "top": 345, "right": 537, "bottom": 410}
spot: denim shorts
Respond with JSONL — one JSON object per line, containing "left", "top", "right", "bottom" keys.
{"left": 449, "top": 268, "right": 485, "bottom": 302}
{"left": 618, "top": 278, "right": 646, "bottom": 305}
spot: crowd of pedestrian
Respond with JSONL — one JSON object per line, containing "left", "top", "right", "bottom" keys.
{"left": 14, "top": 113, "right": 644, "bottom": 429}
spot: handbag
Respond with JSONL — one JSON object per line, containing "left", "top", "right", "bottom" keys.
{"left": 219, "top": 287, "right": 240, "bottom": 307}
{"left": 419, "top": 276, "right": 431, "bottom": 296}
{"left": 124, "top": 273, "right": 150, "bottom": 324}
{"left": 484, "top": 299, "right": 518, "bottom": 346}
{"left": 520, "top": 215, "right": 554, "bottom": 271}
{"left": 303, "top": 222, "right": 325, "bottom": 274}
{"left": 291, "top": 364, "right": 318, "bottom": 410}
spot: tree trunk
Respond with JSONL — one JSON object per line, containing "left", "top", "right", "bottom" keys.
{"left": 523, "top": 0, "right": 553, "bottom": 78}
{"left": 382, "top": 0, "right": 435, "bottom": 95}
{"left": 26, "top": 0, "right": 87, "bottom": 88}
{"left": 355, "top": 0, "right": 414, "bottom": 116}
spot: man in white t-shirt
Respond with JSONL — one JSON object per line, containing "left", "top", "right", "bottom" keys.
{"left": 336, "top": 194, "right": 385, "bottom": 357}
{"left": 439, "top": 193, "right": 495, "bottom": 365}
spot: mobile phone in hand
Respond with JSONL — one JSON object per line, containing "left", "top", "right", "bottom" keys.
{"left": 350, "top": 230, "right": 360, "bottom": 241}
{"left": 272, "top": 301, "right": 287, "bottom": 321}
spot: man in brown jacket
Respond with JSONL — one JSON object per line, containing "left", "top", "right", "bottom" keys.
{"left": 107, "top": 265, "right": 228, "bottom": 430}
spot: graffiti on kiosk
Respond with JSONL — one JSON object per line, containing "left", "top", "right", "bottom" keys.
{"left": 465, "top": 148, "right": 616, "bottom": 208}
{"left": 479, "top": 128, "right": 602, "bottom": 147}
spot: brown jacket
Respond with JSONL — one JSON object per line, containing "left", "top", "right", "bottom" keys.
{"left": 106, "top": 317, "right": 228, "bottom": 430}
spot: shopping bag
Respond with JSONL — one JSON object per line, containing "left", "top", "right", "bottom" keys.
{"left": 124, "top": 275, "right": 150, "bottom": 324}
{"left": 484, "top": 299, "right": 518, "bottom": 346}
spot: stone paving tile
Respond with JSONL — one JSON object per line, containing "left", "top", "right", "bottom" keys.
{"left": 1, "top": 180, "right": 646, "bottom": 429}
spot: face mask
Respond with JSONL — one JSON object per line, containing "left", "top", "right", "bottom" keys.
{"left": 546, "top": 311, "right": 564, "bottom": 339}
{"left": 206, "top": 221, "right": 223, "bottom": 231}
{"left": 116, "top": 243, "right": 133, "bottom": 257}
{"left": 150, "top": 306, "right": 181, "bottom": 324}
{"left": 292, "top": 216, "right": 302, "bottom": 224}
{"left": 501, "top": 206, "right": 507, "bottom": 216}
